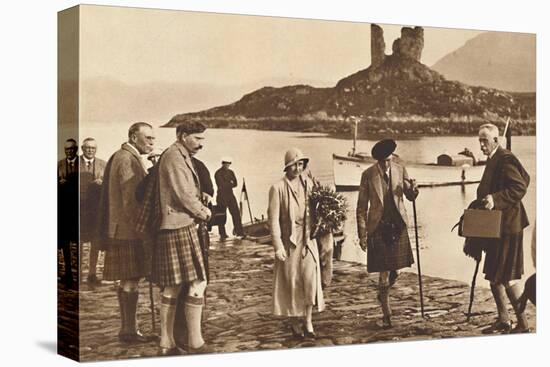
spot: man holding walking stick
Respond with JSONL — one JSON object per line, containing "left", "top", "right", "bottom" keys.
{"left": 475, "top": 123, "right": 531, "bottom": 334}
{"left": 356, "top": 139, "right": 419, "bottom": 328}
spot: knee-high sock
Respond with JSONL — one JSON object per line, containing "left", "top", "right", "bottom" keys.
{"left": 88, "top": 242, "right": 100, "bottom": 276}
{"left": 160, "top": 295, "right": 178, "bottom": 349}
{"left": 173, "top": 284, "right": 190, "bottom": 347}
{"left": 116, "top": 286, "right": 127, "bottom": 336}
{"left": 378, "top": 284, "right": 391, "bottom": 318}
{"left": 490, "top": 283, "right": 510, "bottom": 323}
{"left": 125, "top": 290, "right": 140, "bottom": 334}
{"left": 185, "top": 296, "right": 205, "bottom": 349}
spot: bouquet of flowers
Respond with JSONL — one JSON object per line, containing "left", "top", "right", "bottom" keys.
{"left": 309, "top": 184, "right": 348, "bottom": 237}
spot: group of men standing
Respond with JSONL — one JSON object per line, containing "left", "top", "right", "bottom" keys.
{"left": 58, "top": 120, "right": 246, "bottom": 355}
{"left": 58, "top": 138, "right": 106, "bottom": 288}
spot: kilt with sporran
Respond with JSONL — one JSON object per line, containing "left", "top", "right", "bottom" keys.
{"left": 103, "top": 239, "right": 151, "bottom": 281}
{"left": 483, "top": 232, "right": 524, "bottom": 283}
{"left": 151, "top": 224, "right": 206, "bottom": 287}
{"left": 367, "top": 190, "right": 414, "bottom": 273}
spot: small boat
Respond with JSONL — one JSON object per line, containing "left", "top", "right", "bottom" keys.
{"left": 332, "top": 118, "right": 485, "bottom": 190}
{"left": 239, "top": 178, "right": 271, "bottom": 244}
{"left": 242, "top": 217, "right": 271, "bottom": 244}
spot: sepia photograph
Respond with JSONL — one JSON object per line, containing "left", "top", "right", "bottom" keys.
{"left": 55, "top": 3, "right": 539, "bottom": 363}
{"left": 31, "top": 2, "right": 545, "bottom": 365}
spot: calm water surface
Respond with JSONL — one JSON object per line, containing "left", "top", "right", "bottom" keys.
{"left": 79, "top": 124, "right": 536, "bottom": 287}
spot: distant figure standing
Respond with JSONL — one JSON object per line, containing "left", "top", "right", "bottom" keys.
{"left": 79, "top": 137, "right": 106, "bottom": 286}
{"left": 97, "top": 122, "right": 156, "bottom": 344}
{"left": 215, "top": 157, "right": 244, "bottom": 239}
{"left": 476, "top": 123, "right": 531, "bottom": 334}
{"left": 58, "top": 138, "right": 79, "bottom": 288}
{"left": 356, "top": 139, "right": 418, "bottom": 328}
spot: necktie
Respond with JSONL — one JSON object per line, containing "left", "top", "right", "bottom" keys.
{"left": 383, "top": 171, "right": 389, "bottom": 184}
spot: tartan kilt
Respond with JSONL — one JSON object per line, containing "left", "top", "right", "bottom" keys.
{"left": 103, "top": 239, "right": 151, "bottom": 281}
{"left": 367, "top": 225, "right": 414, "bottom": 273}
{"left": 483, "top": 232, "right": 524, "bottom": 283}
{"left": 151, "top": 224, "right": 206, "bottom": 287}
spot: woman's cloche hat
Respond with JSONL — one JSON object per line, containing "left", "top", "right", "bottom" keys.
{"left": 284, "top": 147, "right": 309, "bottom": 171}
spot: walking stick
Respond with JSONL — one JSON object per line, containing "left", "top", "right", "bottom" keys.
{"left": 467, "top": 259, "right": 480, "bottom": 322}
{"left": 412, "top": 199, "right": 425, "bottom": 318}
{"left": 149, "top": 280, "right": 156, "bottom": 332}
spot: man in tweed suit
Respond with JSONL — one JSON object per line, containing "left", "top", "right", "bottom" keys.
{"left": 152, "top": 121, "right": 211, "bottom": 356}
{"left": 356, "top": 139, "right": 418, "bottom": 328}
{"left": 476, "top": 124, "right": 531, "bottom": 334}
{"left": 97, "top": 122, "right": 156, "bottom": 344}
{"left": 79, "top": 137, "right": 106, "bottom": 286}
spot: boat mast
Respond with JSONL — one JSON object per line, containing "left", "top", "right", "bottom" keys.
{"left": 351, "top": 116, "right": 358, "bottom": 156}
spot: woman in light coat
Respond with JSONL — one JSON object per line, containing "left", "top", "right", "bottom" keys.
{"left": 268, "top": 148, "right": 325, "bottom": 338}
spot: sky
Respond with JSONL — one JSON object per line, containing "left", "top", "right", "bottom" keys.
{"left": 80, "top": 5, "right": 484, "bottom": 88}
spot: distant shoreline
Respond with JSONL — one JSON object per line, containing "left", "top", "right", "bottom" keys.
{"left": 161, "top": 119, "right": 536, "bottom": 137}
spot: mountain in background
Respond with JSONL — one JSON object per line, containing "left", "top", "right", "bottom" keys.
{"left": 431, "top": 31, "right": 535, "bottom": 92}
{"left": 165, "top": 25, "right": 535, "bottom": 136}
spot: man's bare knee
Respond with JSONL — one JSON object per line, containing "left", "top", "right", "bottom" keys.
{"left": 379, "top": 272, "right": 390, "bottom": 287}
{"left": 188, "top": 280, "right": 208, "bottom": 297}
{"left": 162, "top": 285, "right": 181, "bottom": 298}
{"left": 121, "top": 280, "right": 139, "bottom": 292}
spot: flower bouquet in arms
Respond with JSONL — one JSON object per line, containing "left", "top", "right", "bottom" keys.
{"left": 309, "top": 184, "right": 348, "bottom": 287}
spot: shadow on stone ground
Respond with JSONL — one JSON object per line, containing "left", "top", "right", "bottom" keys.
{"left": 58, "top": 237, "right": 536, "bottom": 362}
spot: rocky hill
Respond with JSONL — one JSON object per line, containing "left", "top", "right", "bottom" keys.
{"left": 165, "top": 25, "right": 535, "bottom": 136}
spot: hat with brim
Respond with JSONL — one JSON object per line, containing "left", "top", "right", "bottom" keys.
{"left": 371, "top": 139, "right": 397, "bottom": 160}
{"left": 221, "top": 156, "right": 232, "bottom": 164}
{"left": 284, "top": 148, "right": 309, "bottom": 171}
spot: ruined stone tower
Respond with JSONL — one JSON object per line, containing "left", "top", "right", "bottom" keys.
{"left": 370, "top": 24, "right": 386, "bottom": 67}
{"left": 392, "top": 26, "right": 424, "bottom": 61}
{"left": 370, "top": 24, "right": 425, "bottom": 66}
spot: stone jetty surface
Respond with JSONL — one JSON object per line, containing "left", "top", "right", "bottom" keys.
{"left": 58, "top": 238, "right": 536, "bottom": 362}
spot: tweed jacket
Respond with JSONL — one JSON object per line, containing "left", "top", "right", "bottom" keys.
{"left": 97, "top": 143, "right": 148, "bottom": 241}
{"left": 158, "top": 141, "right": 210, "bottom": 230}
{"left": 356, "top": 161, "right": 416, "bottom": 239}
{"left": 477, "top": 146, "right": 529, "bottom": 234}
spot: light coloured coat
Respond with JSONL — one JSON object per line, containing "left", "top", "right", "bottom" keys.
{"left": 158, "top": 141, "right": 210, "bottom": 230}
{"left": 268, "top": 174, "right": 325, "bottom": 316}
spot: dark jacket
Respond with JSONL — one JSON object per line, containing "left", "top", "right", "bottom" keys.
{"left": 477, "top": 146, "right": 530, "bottom": 234}
{"left": 215, "top": 167, "right": 238, "bottom": 197}
{"left": 192, "top": 157, "right": 214, "bottom": 197}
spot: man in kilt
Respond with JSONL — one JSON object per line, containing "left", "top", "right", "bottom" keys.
{"left": 152, "top": 121, "right": 211, "bottom": 356}
{"left": 97, "top": 122, "right": 156, "bottom": 344}
{"left": 356, "top": 139, "right": 418, "bottom": 328}
{"left": 476, "top": 124, "right": 531, "bottom": 334}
